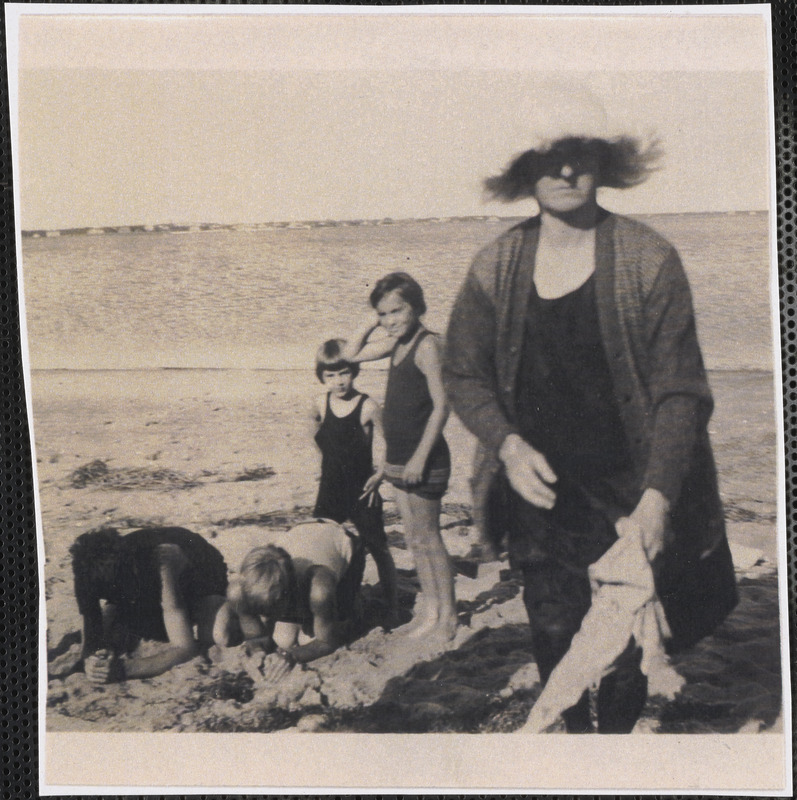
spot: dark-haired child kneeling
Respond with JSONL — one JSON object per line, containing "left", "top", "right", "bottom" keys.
{"left": 70, "top": 526, "right": 229, "bottom": 683}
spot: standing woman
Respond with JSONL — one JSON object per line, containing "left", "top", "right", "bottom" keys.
{"left": 444, "top": 122, "right": 736, "bottom": 732}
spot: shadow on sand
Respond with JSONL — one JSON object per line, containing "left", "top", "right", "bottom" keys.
{"left": 325, "top": 572, "right": 782, "bottom": 734}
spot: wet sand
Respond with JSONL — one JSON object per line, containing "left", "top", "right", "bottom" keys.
{"left": 34, "top": 368, "right": 783, "bottom": 734}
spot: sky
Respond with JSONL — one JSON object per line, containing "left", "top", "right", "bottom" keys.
{"left": 9, "top": 7, "right": 774, "bottom": 229}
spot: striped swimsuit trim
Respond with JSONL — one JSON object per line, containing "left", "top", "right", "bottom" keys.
{"left": 384, "top": 462, "right": 451, "bottom": 489}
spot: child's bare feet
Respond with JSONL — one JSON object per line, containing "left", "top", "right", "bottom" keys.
{"left": 393, "top": 594, "right": 430, "bottom": 633}
{"left": 433, "top": 615, "right": 458, "bottom": 642}
{"left": 395, "top": 612, "right": 431, "bottom": 635}
{"left": 405, "top": 612, "right": 457, "bottom": 642}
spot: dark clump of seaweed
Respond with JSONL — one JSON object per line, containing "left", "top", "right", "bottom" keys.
{"left": 69, "top": 460, "right": 277, "bottom": 492}
{"left": 69, "top": 459, "right": 111, "bottom": 488}
{"left": 214, "top": 507, "right": 315, "bottom": 529}
{"left": 232, "top": 465, "right": 276, "bottom": 482}
{"left": 68, "top": 459, "right": 200, "bottom": 491}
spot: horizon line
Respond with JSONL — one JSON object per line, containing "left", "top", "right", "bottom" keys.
{"left": 21, "top": 209, "right": 769, "bottom": 237}
{"left": 29, "top": 365, "right": 774, "bottom": 376}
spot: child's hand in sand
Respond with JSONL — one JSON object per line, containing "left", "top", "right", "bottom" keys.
{"left": 261, "top": 649, "right": 295, "bottom": 683}
{"left": 84, "top": 649, "right": 124, "bottom": 684}
{"left": 243, "top": 636, "right": 273, "bottom": 657}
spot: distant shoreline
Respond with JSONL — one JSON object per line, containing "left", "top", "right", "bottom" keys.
{"left": 28, "top": 366, "right": 775, "bottom": 377}
{"left": 21, "top": 210, "right": 768, "bottom": 239}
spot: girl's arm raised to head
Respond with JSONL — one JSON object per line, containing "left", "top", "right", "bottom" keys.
{"left": 341, "top": 317, "right": 396, "bottom": 363}
{"left": 402, "top": 334, "right": 450, "bottom": 485}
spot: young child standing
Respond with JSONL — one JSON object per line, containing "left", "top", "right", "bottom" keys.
{"left": 343, "top": 272, "right": 457, "bottom": 641}
{"left": 311, "top": 339, "right": 399, "bottom": 626}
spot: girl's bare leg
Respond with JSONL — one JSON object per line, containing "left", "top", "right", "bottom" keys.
{"left": 371, "top": 542, "right": 401, "bottom": 628}
{"left": 403, "top": 492, "right": 457, "bottom": 641}
{"left": 393, "top": 487, "right": 437, "bottom": 633}
{"left": 416, "top": 495, "right": 457, "bottom": 640}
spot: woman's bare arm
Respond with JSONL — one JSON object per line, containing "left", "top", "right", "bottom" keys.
{"left": 308, "top": 394, "right": 325, "bottom": 444}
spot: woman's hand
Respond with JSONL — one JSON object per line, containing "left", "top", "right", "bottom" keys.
{"left": 498, "top": 434, "right": 557, "bottom": 509}
{"left": 402, "top": 453, "right": 427, "bottom": 486}
{"left": 616, "top": 488, "right": 672, "bottom": 561}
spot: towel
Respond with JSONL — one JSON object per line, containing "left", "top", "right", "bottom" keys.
{"left": 519, "top": 528, "right": 684, "bottom": 733}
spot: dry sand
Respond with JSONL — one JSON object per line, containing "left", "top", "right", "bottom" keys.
{"left": 36, "top": 368, "right": 782, "bottom": 734}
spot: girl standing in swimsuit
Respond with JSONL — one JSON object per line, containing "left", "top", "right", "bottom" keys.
{"left": 343, "top": 272, "right": 456, "bottom": 641}
{"left": 310, "top": 338, "right": 399, "bottom": 626}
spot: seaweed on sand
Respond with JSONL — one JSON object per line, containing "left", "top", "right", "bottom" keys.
{"left": 69, "top": 459, "right": 199, "bottom": 491}
{"left": 69, "top": 459, "right": 277, "bottom": 491}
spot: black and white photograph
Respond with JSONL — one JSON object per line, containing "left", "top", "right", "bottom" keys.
{"left": 7, "top": 3, "right": 790, "bottom": 793}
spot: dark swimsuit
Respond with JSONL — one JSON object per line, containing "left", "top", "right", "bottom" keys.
{"left": 382, "top": 329, "right": 450, "bottom": 499}
{"left": 507, "top": 274, "right": 634, "bottom": 568}
{"left": 503, "top": 276, "right": 646, "bottom": 732}
{"left": 312, "top": 392, "right": 389, "bottom": 553}
{"left": 313, "top": 393, "right": 373, "bottom": 522}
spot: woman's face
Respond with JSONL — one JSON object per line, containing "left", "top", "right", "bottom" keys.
{"left": 376, "top": 289, "right": 418, "bottom": 340}
{"left": 534, "top": 152, "right": 599, "bottom": 215}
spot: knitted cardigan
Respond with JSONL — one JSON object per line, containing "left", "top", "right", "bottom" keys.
{"left": 444, "top": 211, "right": 736, "bottom": 648}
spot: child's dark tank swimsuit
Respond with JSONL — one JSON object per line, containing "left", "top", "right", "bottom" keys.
{"left": 313, "top": 393, "right": 373, "bottom": 523}
{"left": 382, "top": 329, "right": 450, "bottom": 497}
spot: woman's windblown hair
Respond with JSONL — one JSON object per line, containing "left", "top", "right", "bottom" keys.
{"left": 484, "top": 136, "right": 662, "bottom": 201}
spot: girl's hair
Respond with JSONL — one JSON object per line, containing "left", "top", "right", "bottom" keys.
{"left": 369, "top": 272, "right": 427, "bottom": 316}
{"left": 484, "top": 136, "right": 662, "bottom": 201}
{"left": 230, "top": 545, "right": 296, "bottom": 617}
{"left": 70, "top": 528, "right": 123, "bottom": 614}
{"left": 315, "top": 338, "right": 360, "bottom": 382}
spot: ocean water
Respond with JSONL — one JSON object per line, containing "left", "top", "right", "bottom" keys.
{"left": 20, "top": 212, "right": 774, "bottom": 372}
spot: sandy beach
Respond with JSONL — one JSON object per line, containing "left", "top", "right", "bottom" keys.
{"left": 36, "top": 367, "right": 782, "bottom": 734}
